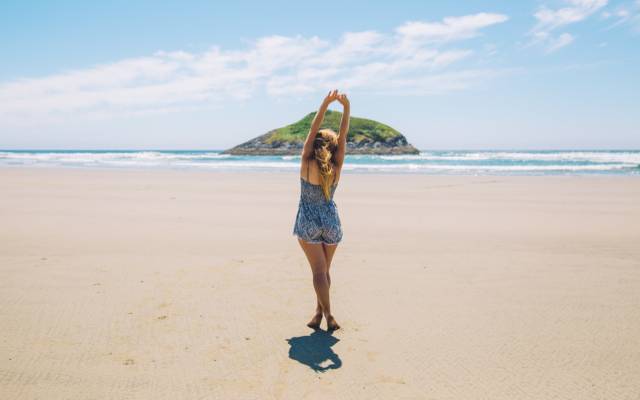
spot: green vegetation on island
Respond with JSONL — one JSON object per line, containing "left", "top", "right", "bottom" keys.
{"left": 224, "top": 110, "right": 419, "bottom": 155}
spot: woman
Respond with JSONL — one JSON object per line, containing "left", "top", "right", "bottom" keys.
{"left": 293, "top": 89, "right": 350, "bottom": 331}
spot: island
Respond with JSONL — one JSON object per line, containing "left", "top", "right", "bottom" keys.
{"left": 223, "top": 110, "right": 420, "bottom": 155}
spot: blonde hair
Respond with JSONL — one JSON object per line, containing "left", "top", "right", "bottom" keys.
{"left": 313, "top": 129, "right": 339, "bottom": 201}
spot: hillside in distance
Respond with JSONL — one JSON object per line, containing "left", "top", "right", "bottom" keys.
{"left": 223, "top": 110, "right": 419, "bottom": 155}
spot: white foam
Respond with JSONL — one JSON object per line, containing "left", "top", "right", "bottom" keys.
{"left": 378, "top": 151, "right": 640, "bottom": 164}
{"left": 0, "top": 151, "right": 230, "bottom": 164}
{"left": 172, "top": 161, "right": 299, "bottom": 169}
{"left": 1, "top": 151, "right": 638, "bottom": 174}
{"left": 343, "top": 163, "right": 634, "bottom": 171}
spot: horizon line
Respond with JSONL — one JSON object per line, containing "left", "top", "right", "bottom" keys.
{"left": 2, "top": 148, "right": 640, "bottom": 152}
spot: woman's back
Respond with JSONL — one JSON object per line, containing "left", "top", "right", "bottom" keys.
{"left": 301, "top": 158, "right": 341, "bottom": 187}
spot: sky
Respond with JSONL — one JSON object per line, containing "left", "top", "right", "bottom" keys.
{"left": 0, "top": 0, "right": 639, "bottom": 150}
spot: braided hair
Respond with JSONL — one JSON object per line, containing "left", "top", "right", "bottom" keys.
{"left": 313, "top": 129, "right": 339, "bottom": 201}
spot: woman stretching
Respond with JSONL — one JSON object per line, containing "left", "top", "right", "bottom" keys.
{"left": 293, "top": 89, "right": 350, "bottom": 331}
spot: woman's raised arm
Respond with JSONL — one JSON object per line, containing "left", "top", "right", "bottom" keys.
{"left": 301, "top": 90, "right": 338, "bottom": 160}
{"left": 334, "top": 93, "right": 350, "bottom": 167}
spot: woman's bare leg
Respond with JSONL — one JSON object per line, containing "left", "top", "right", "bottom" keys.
{"left": 298, "top": 238, "right": 338, "bottom": 329}
{"left": 322, "top": 243, "right": 340, "bottom": 330}
{"left": 323, "top": 242, "right": 338, "bottom": 286}
{"left": 308, "top": 243, "right": 339, "bottom": 325}
{"left": 313, "top": 244, "right": 337, "bottom": 312}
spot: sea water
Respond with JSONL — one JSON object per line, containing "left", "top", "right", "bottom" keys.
{"left": 1, "top": 150, "right": 639, "bottom": 175}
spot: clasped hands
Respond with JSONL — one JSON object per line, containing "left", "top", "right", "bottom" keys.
{"left": 323, "top": 89, "right": 349, "bottom": 107}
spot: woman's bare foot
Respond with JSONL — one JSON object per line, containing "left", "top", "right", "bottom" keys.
{"left": 307, "top": 312, "right": 323, "bottom": 329}
{"left": 326, "top": 315, "right": 340, "bottom": 331}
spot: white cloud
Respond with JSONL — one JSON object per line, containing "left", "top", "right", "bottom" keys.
{"left": 0, "top": 13, "right": 508, "bottom": 124}
{"left": 396, "top": 13, "right": 508, "bottom": 42}
{"left": 546, "top": 33, "right": 576, "bottom": 52}
{"left": 601, "top": 1, "right": 640, "bottom": 31}
{"left": 602, "top": 9, "right": 631, "bottom": 19}
{"left": 530, "top": 0, "right": 607, "bottom": 52}
{"left": 535, "top": 0, "right": 607, "bottom": 30}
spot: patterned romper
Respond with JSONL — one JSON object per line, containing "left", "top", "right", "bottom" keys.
{"left": 292, "top": 159, "right": 343, "bottom": 245}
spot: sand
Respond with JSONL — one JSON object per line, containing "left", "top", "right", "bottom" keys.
{"left": 1, "top": 167, "right": 639, "bottom": 399}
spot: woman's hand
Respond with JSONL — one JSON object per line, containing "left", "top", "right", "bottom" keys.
{"left": 337, "top": 93, "right": 349, "bottom": 108}
{"left": 322, "top": 89, "right": 339, "bottom": 106}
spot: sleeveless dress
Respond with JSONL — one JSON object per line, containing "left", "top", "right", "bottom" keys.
{"left": 292, "top": 159, "right": 343, "bottom": 244}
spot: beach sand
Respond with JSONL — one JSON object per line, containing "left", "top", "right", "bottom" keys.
{"left": 1, "top": 167, "right": 639, "bottom": 399}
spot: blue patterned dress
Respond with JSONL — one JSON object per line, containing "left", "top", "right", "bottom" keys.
{"left": 293, "top": 161, "right": 343, "bottom": 244}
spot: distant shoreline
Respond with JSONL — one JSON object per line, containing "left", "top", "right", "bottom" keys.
{"left": 1, "top": 149, "right": 639, "bottom": 176}
{"left": 2, "top": 148, "right": 640, "bottom": 152}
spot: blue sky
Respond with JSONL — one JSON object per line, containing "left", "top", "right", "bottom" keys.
{"left": 1, "top": 0, "right": 638, "bottom": 150}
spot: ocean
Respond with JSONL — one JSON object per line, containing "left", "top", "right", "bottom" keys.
{"left": 1, "top": 150, "right": 639, "bottom": 175}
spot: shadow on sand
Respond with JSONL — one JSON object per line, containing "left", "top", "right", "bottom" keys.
{"left": 286, "top": 329, "right": 342, "bottom": 372}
